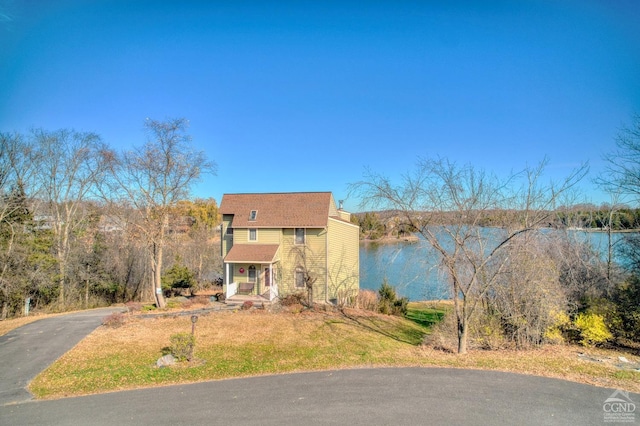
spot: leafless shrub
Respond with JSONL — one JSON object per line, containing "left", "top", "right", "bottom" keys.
{"left": 357, "top": 290, "right": 378, "bottom": 312}
{"left": 280, "top": 293, "right": 307, "bottom": 307}
{"left": 125, "top": 301, "right": 142, "bottom": 314}
{"left": 102, "top": 312, "right": 127, "bottom": 328}
{"left": 469, "top": 313, "right": 510, "bottom": 350}
{"left": 336, "top": 289, "right": 358, "bottom": 308}
{"left": 487, "top": 235, "right": 568, "bottom": 349}
{"left": 423, "top": 312, "right": 457, "bottom": 353}
{"left": 190, "top": 295, "right": 211, "bottom": 306}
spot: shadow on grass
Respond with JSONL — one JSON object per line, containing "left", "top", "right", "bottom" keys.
{"left": 339, "top": 310, "right": 427, "bottom": 345}
{"left": 405, "top": 309, "right": 445, "bottom": 328}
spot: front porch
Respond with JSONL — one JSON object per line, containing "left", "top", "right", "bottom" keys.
{"left": 225, "top": 281, "right": 279, "bottom": 305}
{"left": 225, "top": 292, "right": 273, "bottom": 306}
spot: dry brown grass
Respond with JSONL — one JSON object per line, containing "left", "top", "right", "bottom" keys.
{"left": 418, "top": 344, "right": 640, "bottom": 392}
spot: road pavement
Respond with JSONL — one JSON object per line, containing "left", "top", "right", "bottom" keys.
{"left": 1, "top": 367, "right": 638, "bottom": 425}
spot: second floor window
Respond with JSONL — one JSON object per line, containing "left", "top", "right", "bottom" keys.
{"left": 249, "top": 228, "right": 257, "bottom": 241}
{"left": 295, "top": 228, "right": 305, "bottom": 245}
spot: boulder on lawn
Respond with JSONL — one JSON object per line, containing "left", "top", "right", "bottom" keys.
{"left": 157, "top": 354, "right": 176, "bottom": 368}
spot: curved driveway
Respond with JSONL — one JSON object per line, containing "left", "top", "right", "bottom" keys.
{"left": 0, "top": 308, "right": 123, "bottom": 405}
{"left": 1, "top": 310, "right": 638, "bottom": 425}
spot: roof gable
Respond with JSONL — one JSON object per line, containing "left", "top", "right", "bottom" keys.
{"left": 220, "top": 192, "right": 336, "bottom": 228}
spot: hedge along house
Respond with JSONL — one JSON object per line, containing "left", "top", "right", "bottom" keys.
{"left": 219, "top": 192, "right": 360, "bottom": 305}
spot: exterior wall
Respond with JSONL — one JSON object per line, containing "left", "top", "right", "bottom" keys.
{"left": 328, "top": 194, "right": 339, "bottom": 217}
{"left": 337, "top": 210, "right": 351, "bottom": 222}
{"left": 327, "top": 218, "right": 360, "bottom": 304}
{"left": 278, "top": 227, "right": 327, "bottom": 302}
{"left": 235, "top": 228, "right": 282, "bottom": 244}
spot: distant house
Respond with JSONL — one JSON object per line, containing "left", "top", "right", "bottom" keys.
{"left": 98, "top": 215, "right": 126, "bottom": 233}
{"left": 219, "top": 192, "right": 360, "bottom": 304}
{"left": 32, "top": 215, "right": 55, "bottom": 231}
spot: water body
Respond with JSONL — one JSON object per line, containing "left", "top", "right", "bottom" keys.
{"left": 359, "top": 230, "right": 630, "bottom": 301}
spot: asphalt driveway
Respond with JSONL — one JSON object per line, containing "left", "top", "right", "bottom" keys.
{"left": 0, "top": 308, "right": 123, "bottom": 405}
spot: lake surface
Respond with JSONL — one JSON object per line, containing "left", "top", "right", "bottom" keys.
{"left": 359, "top": 230, "right": 630, "bottom": 301}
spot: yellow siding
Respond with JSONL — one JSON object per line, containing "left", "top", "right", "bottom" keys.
{"left": 233, "top": 228, "right": 281, "bottom": 244}
{"left": 327, "top": 218, "right": 360, "bottom": 304}
{"left": 253, "top": 228, "right": 281, "bottom": 244}
{"left": 279, "top": 228, "right": 327, "bottom": 302}
{"left": 337, "top": 210, "right": 351, "bottom": 221}
{"left": 328, "top": 194, "right": 339, "bottom": 217}
{"left": 234, "top": 228, "right": 248, "bottom": 242}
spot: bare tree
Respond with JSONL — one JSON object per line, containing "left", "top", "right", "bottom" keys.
{"left": 545, "top": 230, "right": 612, "bottom": 309}
{"left": 600, "top": 114, "right": 640, "bottom": 201}
{"left": 30, "top": 129, "right": 113, "bottom": 308}
{"left": 109, "top": 118, "right": 216, "bottom": 308}
{"left": 598, "top": 114, "right": 640, "bottom": 280}
{"left": 598, "top": 193, "right": 626, "bottom": 282}
{"left": 351, "top": 157, "right": 586, "bottom": 354}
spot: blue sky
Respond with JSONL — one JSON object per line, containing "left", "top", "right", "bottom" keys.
{"left": 1, "top": 1, "right": 639, "bottom": 212}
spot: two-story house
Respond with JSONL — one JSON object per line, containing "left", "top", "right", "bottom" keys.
{"left": 219, "top": 192, "right": 359, "bottom": 305}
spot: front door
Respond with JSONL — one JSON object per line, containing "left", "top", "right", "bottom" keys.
{"left": 264, "top": 267, "right": 271, "bottom": 287}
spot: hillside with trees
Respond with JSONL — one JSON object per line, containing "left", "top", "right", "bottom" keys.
{"left": 0, "top": 119, "right": 220, "bottom": 319}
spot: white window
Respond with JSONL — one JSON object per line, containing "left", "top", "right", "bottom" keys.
{"left": 295, "top": 267, "right": 305, "bottom": 288}
{"left": 249, "top": 229, "right": 257, "bottom": 241}
{"left": 249, "top": 210, "right": 257, "bottom": 221}
{"left": 295, "top": 228, "right": 305, "bottom": 245}
{"left": 248, "top": 265, "right": 257, "bottom": 283}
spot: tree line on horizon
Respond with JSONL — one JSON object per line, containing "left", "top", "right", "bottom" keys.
{"left": 352, "top": 206, "right": 640, "bottom": 242}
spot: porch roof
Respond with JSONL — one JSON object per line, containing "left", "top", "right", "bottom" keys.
{"left": 224, "top": 244, "right": 279, "bottom": 264}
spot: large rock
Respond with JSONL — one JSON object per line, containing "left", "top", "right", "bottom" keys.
{"left": 156, "top": 354, "right": 176, "bottom": 368}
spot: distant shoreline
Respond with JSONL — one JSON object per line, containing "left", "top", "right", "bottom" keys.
{"left": 360, "top": 234, "right": 419, "bottom": 244}
{"left": 566, "top": 227, "right": 640, "bottom": 233}
{"left": 359, "top": 227, "right": 640, "bottom": 245}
